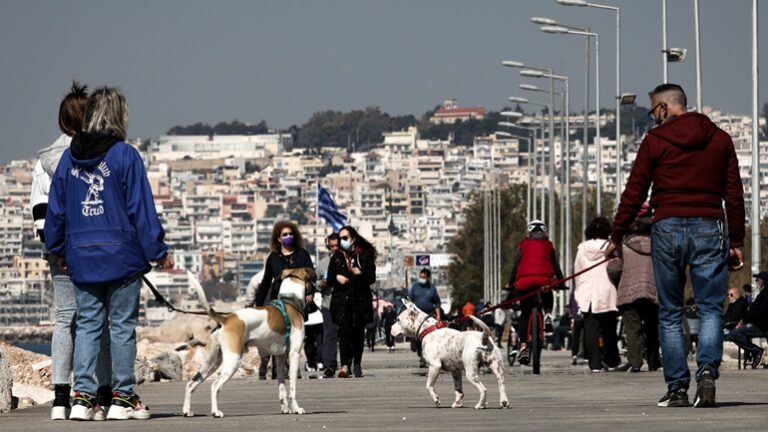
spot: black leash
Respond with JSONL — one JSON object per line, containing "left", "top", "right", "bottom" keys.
{"left": 141, "top": 274, "right": 209, "bottom": 316}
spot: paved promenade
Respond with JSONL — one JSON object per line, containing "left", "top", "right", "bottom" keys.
{"left": 2, "top": 346, "right": 767, "bottom": 432}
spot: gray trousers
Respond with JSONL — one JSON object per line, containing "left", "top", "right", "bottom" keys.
{"left": 321, "top": 307, "right": 338, "bottom": 369}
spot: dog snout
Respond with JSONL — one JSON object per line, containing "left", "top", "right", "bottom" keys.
{"left": 390, "top": 323, "right": 403, "bottom": 337}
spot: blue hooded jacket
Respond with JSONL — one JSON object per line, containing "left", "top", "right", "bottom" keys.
{"left": 44, "top": 132, "right": 167, "bottom": 286}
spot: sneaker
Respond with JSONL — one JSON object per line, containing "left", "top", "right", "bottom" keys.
{"left": 317, "top": 362, "right": 324, "bottom": 371}
{"left": 106, "top": 392, "right": 151, "bottom": 420}
{"left": 610, "top": 363, "right": 633, "bottom": 372}
{"left": 323, "top": 367, "right": 336, "bottom": 378}
{"left": 337, "top": 365, "right": 350, "bottom": 378}
{"left": 693, "top": 370, "right": 716, "bottom": 408}
{"left": 751, "top": 348, "right": 765, "bottom": 369}
{"left": 353, "top": 364, "right": 363, "bottom": 378}
{"left": 517, "top": 347, "right": 530, "bottom": 365}
{"left": 657, "top": 388, "right": 691, "bottom": 407}
{"left": 69, "top": 392, "right": 106, "bottom": 421}
{"left": 304, "top": 364, "right": 317, "bottom": 372}
{"left": 544, "top": 314, "right": 554, "bottom": 334}
{"left": 51, "top": 385, "right": 71, "bottom": 420}
{"left": 571, "top": 355, "right": 578, "bottom": 366}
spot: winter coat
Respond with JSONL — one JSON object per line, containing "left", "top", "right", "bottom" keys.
{"left": 328, "top": 247, "right": 376, "bottom": 326}
{"left": 251, "top": 248, "right": 313, "bottom": 306}
{"left": 30, "top": 134, "right": 70, "bottom": 240}
{"left": 513, "top": 238, "right": 558, "bottom": 290}
{"left": 44, "top": 132, "right": 168, "bottom": 286}
{"left": 573, "top": 239, "right": 617, "bottom": 315}
{"left": 605, "top": 234, "right": 658, "bottom": 307}
{"left": 611, "top": 112, "right": 744, "bottom": 248}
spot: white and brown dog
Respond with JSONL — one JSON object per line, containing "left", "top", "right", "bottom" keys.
{"left": 182, "top": 267, "right": 315, "bottom": 418}
{"left": 391, "top": 299, "right": 509, "bottom": 409}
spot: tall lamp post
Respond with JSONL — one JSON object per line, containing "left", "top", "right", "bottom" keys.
{"left": 540, "top": 24, "right": 602, "bottom": 217}
{"left": 519, "top": 70, "right": 572, "bottom": 314}
{"left": 496, "top": 130, "right": 534, "bottom": 222}
{"left": 555, "top": 0, "right": 622, "bottom": 208}
{"left": 751, "top": 0, "right": 760, "bottom": 291}
{"left": 503, "top": 61, "right": 557, "bottom": 245}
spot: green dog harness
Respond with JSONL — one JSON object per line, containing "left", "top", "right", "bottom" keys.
{"left": 271, "top": 298, "right": 291, "bottom": 349}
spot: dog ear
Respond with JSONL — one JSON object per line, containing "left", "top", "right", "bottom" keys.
{"left": 401, "top": 298, "right": 412, "bottom": 308}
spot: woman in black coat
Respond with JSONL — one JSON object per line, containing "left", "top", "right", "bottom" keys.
{"left": 328, "top": 225, "right": 377, "bottom": 378}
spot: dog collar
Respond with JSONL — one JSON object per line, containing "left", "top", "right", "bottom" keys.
{"left": 419, "top": 321, "right": 449, "bottom": 341}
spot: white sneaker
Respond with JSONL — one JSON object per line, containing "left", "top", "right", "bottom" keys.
{"left": 51, "top": 406, "right": 69, "bottom": 420}
{"left": 69, "top": 393, "right": 105, "bottom": 421}
{"left": 106, "top": 393, "right": 151, "bottom": 420}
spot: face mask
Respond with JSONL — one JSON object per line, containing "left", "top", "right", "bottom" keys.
{"left": 280, "top": 235, "right": 295, "bottom": 247}
{"left": 341, "top": 238, "right": 354, "bottom": 251}
{"left": 419, "top": 278, "right": 428, "bottom": 284}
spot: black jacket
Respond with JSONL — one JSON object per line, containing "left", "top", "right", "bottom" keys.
{"left": 745, "top": 289, "right": 768, "bottom": 331}
{"left": 328, "top": 247, "right": 376, "bottom": 325}
{"left": 252, "top": 248, "right": 313, "bottom": 306}
{"left": 723, "top": 297, "right": 749, "bottom": 329}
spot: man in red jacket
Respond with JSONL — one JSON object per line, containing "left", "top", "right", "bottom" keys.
{"left": 607, "top": 84, "right": 745, "bottom": 409}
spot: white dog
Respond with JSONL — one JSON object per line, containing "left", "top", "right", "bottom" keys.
{"left": 182, "top": 268, "right": 315, "bottom": 418}
{"left": 391, "top": 299, "right": 509, "bottom": 409}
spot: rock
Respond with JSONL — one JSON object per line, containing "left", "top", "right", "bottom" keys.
{"left": 134, "top": 356, "right": 153, "bottom": 385}
{"left": 149, "top": 352, "right": 182, "bottom": 381}
{"left": 0, "top": 347, "right": 13, "bottom": 412}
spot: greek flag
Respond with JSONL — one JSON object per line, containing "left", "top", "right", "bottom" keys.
{"left": 318, "top": 185, "right": 347, "bottom": 231}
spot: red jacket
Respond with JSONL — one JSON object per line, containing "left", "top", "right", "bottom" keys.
{"left": 513, "top": 238, "right": 559, "bottom": 290}
{"left": 611, "top": 112, "right": 745, "bottom": 247}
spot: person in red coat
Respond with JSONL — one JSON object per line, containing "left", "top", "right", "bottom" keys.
{"left": 505, "top": 220, "right": 563, "bottom": 365}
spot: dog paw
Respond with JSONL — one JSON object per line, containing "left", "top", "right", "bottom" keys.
{"left": 474, "top": 403, "right": 486, "bottom": 410}
{"left": 293, "top": 406, "right": 305, "bottom": 415}
{"left": 500, "top": 400, "right": 510, "bottom": 409}
{"left": 434, "top": 398, "right": 441, "bottom": 407}
{"left": 182, "top": 410, "right": 194, "bottom": 417}
{"left": 451, "top": 402, "right": 463, "bottom": 408}
{"left": 212, "top": 410, "right": 224, "bottom": 418}
{"left": 281, "top": 405, "right": 290, "bottom": 414}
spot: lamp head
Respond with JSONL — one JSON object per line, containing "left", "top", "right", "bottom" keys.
{"left": 500, "top": 111, "right": 523, "bottom": 118}
{"left": 556, "top": 0, "right": 588, "bottom": 6}
{"left": 540, "top": 25, "right": 570, "bottom": 34}
{"left": 519, "top": 84, "right": 540, "bottom": 91}
{"left": 502, "top": 60, "right": 525, "bottom": 68}
{"left": 520, "top": 69, "right": 545, "bottom": 78}
{"left": 531, "top": 17, "right": 558, "bottom": 25}
{"left": 508, "top": 96, "right": 528, "bottom": 103}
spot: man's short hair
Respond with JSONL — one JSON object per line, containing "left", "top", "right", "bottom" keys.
{"left": 649, "top": 83, "right": 687, "bottom": 108}
{"left": 420, "top": 268, "right": 431, "bottom": 277}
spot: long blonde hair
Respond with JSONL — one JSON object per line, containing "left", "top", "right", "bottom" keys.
{"left": 83, "top": 86, "right": 129, "bottom": 139}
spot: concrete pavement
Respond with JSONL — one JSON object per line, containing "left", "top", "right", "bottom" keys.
{"left": 2, "top": 345, "right": 767, "bottom": 432}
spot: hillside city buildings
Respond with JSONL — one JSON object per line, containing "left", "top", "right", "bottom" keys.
{"left": 0, "top": 103, "right": 765, "bottom": 326}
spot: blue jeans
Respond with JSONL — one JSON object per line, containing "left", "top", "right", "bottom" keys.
{"left": 48, "top": 254, "right": 111, "bottom": 387}
{"left": 651, "top": 218, "right": 728, "bottom": 391}
{"left": 726, "top": 324, "right": 762, "bottom": 354}
{"left": 73, "top": 278, "right": 141, "bottom": 396}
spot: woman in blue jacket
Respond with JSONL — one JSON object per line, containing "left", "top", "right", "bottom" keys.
{"left": 45, "top": 86, "right": 173, "bottom": 421}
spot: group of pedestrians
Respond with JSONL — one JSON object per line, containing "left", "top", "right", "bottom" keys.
{"left": 247, "top": 224, "right": 378, "bottom": 380}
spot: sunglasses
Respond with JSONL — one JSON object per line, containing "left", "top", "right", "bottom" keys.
{"left": 339, "top": 235, "right": 350, "bottom": 240}
{"left": 280, "top": 232, "right": 294, "bottom": 237}
{"left": 647, "top": 102, "right": 666, "bottom": 122}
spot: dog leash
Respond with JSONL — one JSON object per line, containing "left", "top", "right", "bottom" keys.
{"left": 472, "top": 256, "right": 615, "bottom": 317}
{"left": 141, "top": 275, "right": 210, "bottom": 316}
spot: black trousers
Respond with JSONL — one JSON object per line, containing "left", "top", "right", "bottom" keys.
{"left": 304, "top": 323, "right": 323, "bottom": 368}
{"left": 517, "top": 289, "right": 553, "bottom": 344}
{"left": 384, "top": 325, "right": 395, "bottom": 347}
{"left": 620, "top": 299, "right": 661, "bottom": 369}
{"left": 583, "top": 311, "right": 620, "bottom": 370}
{"left": 571, "top": 318, "right": 585, "bottom": 357}
{"left": 338, "top": 313, "right": 366, "bottom": 367}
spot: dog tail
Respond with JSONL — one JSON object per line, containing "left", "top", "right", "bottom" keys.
{"left": 468, "top": 315, "right": 494, "bottom": 352}
{"left": 187, "top": 269, "right": 228, "bottom": 322}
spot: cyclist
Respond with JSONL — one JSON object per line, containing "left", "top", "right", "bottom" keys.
{"left": 505, "top": 220, "right": 563, "bottom": 365}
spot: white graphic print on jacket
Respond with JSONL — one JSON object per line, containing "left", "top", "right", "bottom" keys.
{"left": 70, "top": 161, "right": 111, "bottom": 217}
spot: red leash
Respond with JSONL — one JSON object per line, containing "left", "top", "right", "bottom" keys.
{"left": 472, "top": 256, "right": 615, "bottom": 317}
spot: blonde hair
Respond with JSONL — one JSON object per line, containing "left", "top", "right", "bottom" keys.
{"left": 83, "top": 86, "right": 129, "bottom": 139}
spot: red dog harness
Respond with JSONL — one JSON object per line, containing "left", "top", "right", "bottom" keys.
{"left": 418, "top": 321, "right": 449, "bottom": 341}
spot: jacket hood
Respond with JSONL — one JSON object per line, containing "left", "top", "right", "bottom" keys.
{"left": 69, "top": 132, "right": 120, "bottom": 167}
{"left": 624, "top": 234, "right": 651, "bottom": 256}
{"left": 38, "top": 134, "right": 71, "bottom": 176}
{"left": 578, "top": 239, "right": 610, "bottom": 261}
{"left": 647, "top": 112, "right": 717, "bottom": 149}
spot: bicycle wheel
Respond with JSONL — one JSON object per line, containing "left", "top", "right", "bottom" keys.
{"left": 530, "top": 307, "right": 541, "bottom": 375}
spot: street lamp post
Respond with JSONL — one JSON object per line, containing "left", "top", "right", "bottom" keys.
{"left": 540, "top": 24, "right": 602, "bottom": 216}
{"left": 518, "top": 69, "right": 572, "bottom": 314}
{"left": 503, "top": 61, "right": 558, "bottom": 247}
{"left": 752, "top": 0, "right": 760, "bottom": 292}
{"left": 662, "top": 0, "right": 668, "bottom": 82}
{"left": 555, "top": 0, "right": 620, "bottom": 210}
{"left": 694, "top": 0, "right": 703, "bottom": 112}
